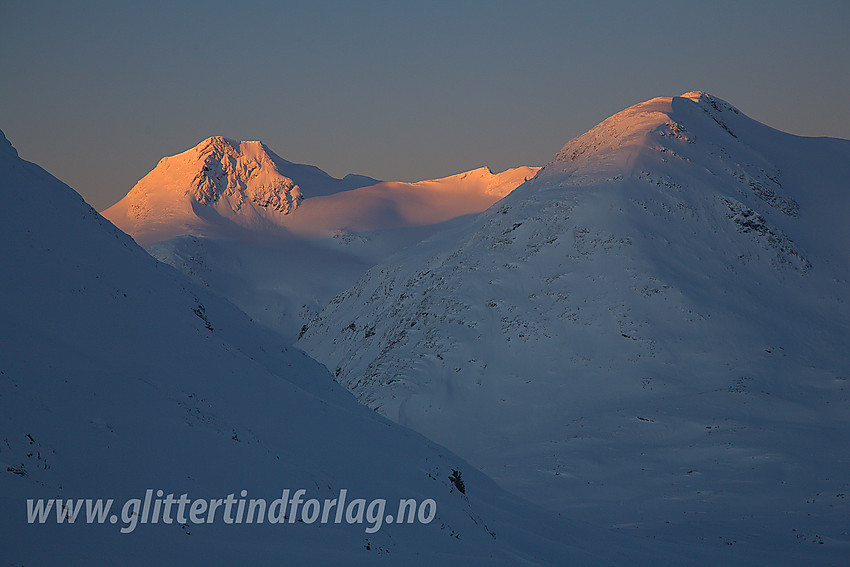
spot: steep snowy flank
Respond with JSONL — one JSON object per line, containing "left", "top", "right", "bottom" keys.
{"left": 0, "top": 130, "right": 660, "bottom": 565}
{"left": 103, "top": 136, "right": 380, "bottom": 245}
{"left": 299, "top": 93, "right": 850, "bottom": 565}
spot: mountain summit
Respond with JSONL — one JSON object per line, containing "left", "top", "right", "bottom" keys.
{"left": 166, "top": 136, "right": 305, "bottom": 213}
{"left": 299, "top": 92, "right": 850, "bottom": 562}
{"left": 548, "top": 91, "right": 742, "bottom": 168}
{"left": 103, "top": 136, "right": 379, "bottom": 244}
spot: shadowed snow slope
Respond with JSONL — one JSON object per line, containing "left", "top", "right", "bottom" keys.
{"left": 0, "top": 130, "right": 667, "bottom": 565}
{"left": 298, "top": 93, "right": 850, "bottom": 565}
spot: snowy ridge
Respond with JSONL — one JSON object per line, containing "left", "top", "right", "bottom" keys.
{"left": 282, "top": 165, "right": 539, "bottom": 237}
{"left": 104, "top": 136, "right": 536, "bottom": 247}
{"left": 0, "top": 130, "right": 18, "bottom": 160}
{"left": 298, "top": 93, "right": 850, "bottom": 564}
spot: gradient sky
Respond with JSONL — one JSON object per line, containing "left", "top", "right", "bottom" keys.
{"left": 2, "top": 0, "right": 848, "bottom": 211}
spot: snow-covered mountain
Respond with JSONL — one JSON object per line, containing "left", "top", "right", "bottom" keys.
{"left": 103, "top": 135, "right": 536, "bottom": 247}
{"left": 298, "top": 92, "right": 850, "bottom": 564}
{"left": 0, "top": 130, "right": 661, "bottom": 565}
{"left": 103, "top": 136, "right": 537, "bottom": 340}
{"left": 102, "top": 135, "right": 380, "bottom": 245}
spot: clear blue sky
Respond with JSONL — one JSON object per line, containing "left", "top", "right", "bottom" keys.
{"left": 2, "top": 0, "right": 848, "bottom": 210}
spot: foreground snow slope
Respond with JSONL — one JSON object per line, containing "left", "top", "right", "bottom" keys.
{"left": 0, "top": 130, "right": 664, "bottom": 565}
{"left": 299, "top": 93, "right": 850, "bottom": 564}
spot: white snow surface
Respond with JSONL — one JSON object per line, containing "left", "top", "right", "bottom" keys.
{"left": 298, "top": 93, "right": 850, "bottom": 564}
{"left": 0, "top": 130, "right": 670, "bottom": 565}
